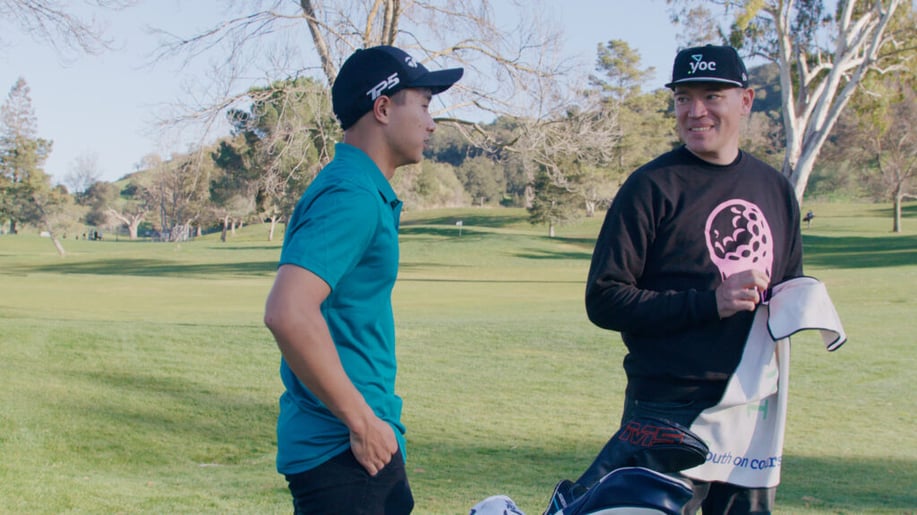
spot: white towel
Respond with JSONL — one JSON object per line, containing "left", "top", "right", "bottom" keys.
{"left": 683, "top": 276, "right": 846, "bottom": 487}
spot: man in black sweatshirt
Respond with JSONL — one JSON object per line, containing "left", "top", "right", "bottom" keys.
{"left": 581, "top": 45, "right": 803, "bottom": 514}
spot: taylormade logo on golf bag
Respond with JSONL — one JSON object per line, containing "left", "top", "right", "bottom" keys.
{"left": 367, "top": 73, "right": 400, "bottom": 100}
{"left": 688, "top": 54, "right": 716, "bottom": 75}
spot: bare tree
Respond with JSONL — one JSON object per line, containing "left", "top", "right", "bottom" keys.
{"left": 666, "top": 0, "right": 911, "bottom": 203}
{"left": 670, "top": 4, "right": 723, "bottom": 48}
{"left": 522, "top": 101, "right": 622, "bottom": 218}
{"left": 522, "top": 39, "right": 671, "bottom": 220}
{"left": 0, "top": 0, "right": 136, "bottom": 58}
{"left": 64, "top": 151, "right": 102, "bottom": 197}
{"left": 147, "top": 0, "right": 569, "bottom": 155}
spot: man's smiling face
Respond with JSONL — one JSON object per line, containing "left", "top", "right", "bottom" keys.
{"left": 673, "top": 83, "right": 753, "bottom": 165}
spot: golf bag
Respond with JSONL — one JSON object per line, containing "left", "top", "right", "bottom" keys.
{"left": 543, "top": 416, "right": 709, "bottom": 515}
{"left": 546, "top": 466, "right": 693, "bottom": 515}
{"left": 575, "top": 416, "right": 708, "bottom": 488}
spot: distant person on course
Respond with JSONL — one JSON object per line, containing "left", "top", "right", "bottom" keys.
{"left": 581, "top": 45, "right": 803, "bottom": 514}
{"left": 264, "top": 45, "right": 462, "bottom": 515}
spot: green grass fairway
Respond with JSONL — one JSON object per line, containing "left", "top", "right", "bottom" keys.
{"left": 1, "top": 202, "right": 915, "bottom": 514}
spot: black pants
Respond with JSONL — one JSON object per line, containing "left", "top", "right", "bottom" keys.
{"left": 620, "top": 395, "right": 776, "bottom": 515}
{"left": 285, "top": 448, "right": 414, "bottom": 515}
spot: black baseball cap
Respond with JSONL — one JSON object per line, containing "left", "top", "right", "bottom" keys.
{"left": 665, "top": 45, "right": 749, "bottom": 89}
{"left": 331, "top": 45, "right": 464, "bottom": 130}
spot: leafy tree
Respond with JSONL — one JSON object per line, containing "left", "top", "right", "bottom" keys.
{"left": 391, "top": 160, "right": 467, "bottom": 210}
{"left": 0, "top": 77, "right": 71, "bottom": 254}
{"left": 528, "top": 166, "right": 580, "bottom": 237}
{"left": 425, "top": 123, "right": 482, "bottom": 167}
{"left": 853, "top": 4, "right": 917, "bottom": 232}
{"left": 836, "top": 72, "right": 917, "bottom": 231}
{"left": 666, "top": 0, "right": 912, "bottom": 203}
{"left": 416, "top": 160, "right": 468, "bottom": 208}
{"left": 741, "top": 63, "right": 785, "bottom": 170}
{"left": 590, "top": 40, "right": 676, "bottom": 198}
{"left": 221, "top": 77, "right": 339, "bottom": 240}
{"left": 866, "top": 93, "right": 917, "bottom": 232}
{"left": 80, "top": 179, "right": 119, "bottom": 228}
{"left": 483, "top": 116, "right": 533, "bottom": 207}
{"left": 591, "top": 40, "right": 655, "bottom": 101}
{"left": 500, "top": 150, "right": 533, "bottom": 208}
{"left": 524, "top": 41, "right": 668, "bottom": 222}
{"left": 210, "top": 135, "right": 259, "bottom": 242}
{"left": 455, "top": 155, "right": 504, "bottom": 206}
{"left": 105, "top": 176, "right": 150, "bottom": 240}
{"left": 32, "top": 183, "right": 84, "bottom": 251}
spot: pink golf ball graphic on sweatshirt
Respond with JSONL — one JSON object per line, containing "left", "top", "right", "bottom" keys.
{"left": 704, "top": 199, "right": 773, "bottom": 280}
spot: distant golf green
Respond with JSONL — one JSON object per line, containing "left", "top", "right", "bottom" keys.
{"left": 0, "top": 202, "right": 914, "bottom": 514}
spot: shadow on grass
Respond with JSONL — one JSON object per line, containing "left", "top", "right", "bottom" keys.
{"left": 803, "top": 234, "right": 917, "bottom": 269}
{"left": 402, "top": 212, "right": 529, "bottom": 228}
{"left": 15, "top": 257, "right": 277, "bottom": 278}
{"left": 398, "top": 277, "right": 583, "bottom": 284}
{"left": 407, "top": 439, "right": 917, "bottom": 513}
{"left": 861, "top": 202, "right": 917, "bottom": 218}
{"left": 513, "top": 246, "right": 593, "bottom": 261}
{"left": 778, "top": 454, "right": 917, "bottom": 512}
{"left": 207, "top": 245, "right": 282, "bottom": 252}
{"left": 400, "top": 226, "right": 487, "bottom": 238}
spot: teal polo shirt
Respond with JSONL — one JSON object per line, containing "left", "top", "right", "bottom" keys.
{"left": 275, "top": 142, "right": 404, "bottom": 475}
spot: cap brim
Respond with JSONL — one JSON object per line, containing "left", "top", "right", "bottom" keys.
{"left": 665, "top": 77, "right": 745, "bottom": 89}
{"left": 406, "top": 68, "right": 464, "bottom": 94}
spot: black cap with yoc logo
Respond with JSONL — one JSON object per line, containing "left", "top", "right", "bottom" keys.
{"left": 665, "top": 45, "right": 749, "bottom": 90}
{"left": 331, "top": 45, "right": 464, "bottom": 130}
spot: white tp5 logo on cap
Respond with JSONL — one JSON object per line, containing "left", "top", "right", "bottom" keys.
{"left": 367, "top": 73, "right": 400, "bottom": 100}
{"left": 688, "top": 54, "right": 717, "bottom": 75}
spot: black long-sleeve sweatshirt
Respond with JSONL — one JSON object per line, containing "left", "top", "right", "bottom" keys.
{"left": 585, "top": 146, "right": 803, "bottom": 404}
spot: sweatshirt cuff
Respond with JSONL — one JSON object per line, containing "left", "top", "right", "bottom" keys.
{"left": 699, "top": 290, "right": 720, "bottom": 321}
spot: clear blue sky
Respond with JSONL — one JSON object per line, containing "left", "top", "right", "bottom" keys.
{"left": 0, "top": 0, "right": 677, "bottom": 185}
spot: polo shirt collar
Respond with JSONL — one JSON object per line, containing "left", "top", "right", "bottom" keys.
{"left": 333, "top": 142, "right": 400, "bottom": 207}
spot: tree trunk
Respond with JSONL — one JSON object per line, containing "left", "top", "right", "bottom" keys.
{"left": 894, "top": 194, "right": 902, "bottom": 233}
{"left": 268, "top": 216, "right": 278, "bottom": 242}
{"left": 221, "top": 214, "right": 229, "bottom": 242}
{"left": 50, "top": 236, "right": 66, "bottom": 257}
{"left": 548, "top": 222, "right": 555, "bottom": 238}
{"left": 769, "top": 0, "right": 902, "bottom": 204}
{"left": 299, "top": 0, "right": 337, "bottom": 85}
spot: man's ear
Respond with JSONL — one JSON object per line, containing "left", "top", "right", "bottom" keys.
{"left": 741, "top": 87, "right": 755, "bottom": 114}
{"left": 372, "top": 95, "right": 391, "bottom": 124}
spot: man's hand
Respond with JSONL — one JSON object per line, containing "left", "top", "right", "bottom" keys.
{"left": 350, "top": 414, "right": 399, "bottom": 476}
{"left": 715, "top": 269, "right": 770, "bottom": 319}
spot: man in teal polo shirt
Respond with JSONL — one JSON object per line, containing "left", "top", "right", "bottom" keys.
{"left": 263, "top": 46, "right": 462, "bottom": 514}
